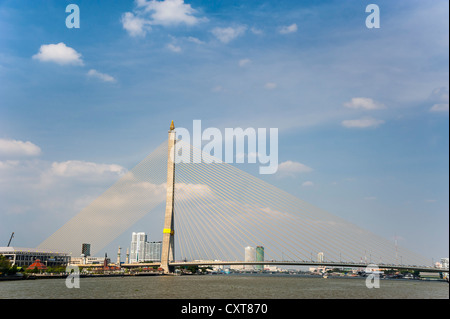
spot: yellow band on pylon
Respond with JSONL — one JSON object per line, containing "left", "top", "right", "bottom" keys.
{"left": 163, "top": 228, "right": 174, "bottom": 235}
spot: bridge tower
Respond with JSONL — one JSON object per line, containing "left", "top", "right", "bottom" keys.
{"left": 160, "top": 120, "right": 176, "bottom": 273}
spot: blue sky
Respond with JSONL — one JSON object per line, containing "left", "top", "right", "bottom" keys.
{"left": 0, "top": 0, "right": 448, "bottom": 262}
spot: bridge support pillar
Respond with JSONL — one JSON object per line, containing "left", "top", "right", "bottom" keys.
{"left": 160, "top": 121, "right": 176, "bottom": 274}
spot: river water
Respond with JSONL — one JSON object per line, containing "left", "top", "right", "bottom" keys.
{"left": 0, "top": 274, "right": 448, "bottom": 299}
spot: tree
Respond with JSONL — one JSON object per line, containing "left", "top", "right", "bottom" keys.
{"left": 0, "top": 255, "right": 12, "bottom": 275}
{"left": 7, "top": 265, "right": 18, "bottom": 275}
{"left": 184, "top": 265, "right": 199, "bottom": 273}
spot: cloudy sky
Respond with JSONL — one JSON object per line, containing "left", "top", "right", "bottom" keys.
{"left": 0, "top": 0, "right": 448, "bottom": 261}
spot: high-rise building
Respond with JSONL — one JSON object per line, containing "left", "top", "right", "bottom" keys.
{"left": 81, "top": 243, "right": 91, "bottom": 257}
{"left": 441, "top": 258, "right": 449, "bottom": 269}
{"left": 244, "top": 246, "right": 255, "bottom": 270}
{"left": 148, "top": 241, "right": 162, "bottom": 262}
{"left": 130, "top": 232, "right": 147, "bottom": 263}
{"left": 130, "top": 233, "right": 162, "bottom": 263}
{"left": 317, "top": 252, "right": 324, "bottom": 263}
{"left": 256, "top": 246, "right": 264, "bottom": 271}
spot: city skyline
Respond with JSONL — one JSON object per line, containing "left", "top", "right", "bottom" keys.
{"left": 0, "top": 0, "right": 448, "bottom": 262}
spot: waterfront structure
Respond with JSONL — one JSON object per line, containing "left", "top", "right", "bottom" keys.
{"left": 130, "top": 232, "right": 147, "bottom": 263}
{"left": 161, "top": 120, "right": 176, "bottom": 273}
{"left": 81, "top": 243, "right": 91, "bottom": 257}
{"left": 441, "top": 258, "right": 449, "bottom": 269}
{"left": 256, "top": 246, "right": 264, "bottom": 271}
{"left": 26, "top": 259, "right": 47, "bottom": 271}
{"left": 318, "top": 252, "right": 324, "bottom": 263}
{"left": 148, "top": 241, "right": 162, "bottom": 262}
{"left": 69, "top": 255, "right": 111, "bottom": 265}
{"left": 244, "top": 246, "right": 256, "bottom": 270}
{"left": 103, "top": 253, "right": 108, "bottom": 270}
{"left": 0, "top": 247, "right": 69, "bottom": 267}
{"left": 130, "top": 232, "right": 162, "bottom": 263}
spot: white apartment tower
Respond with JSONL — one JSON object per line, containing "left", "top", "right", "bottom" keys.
{"left": 244, "top": 246, "right": 256, "bottom": 270}
{"left": 317, "top": 252, "right": 324, "bottom": 263}
{"left": 130, "top": 232, "right": 147, "bottom": 263}
{"left": 130, "top": 232, "right": 162, "bottom": 263}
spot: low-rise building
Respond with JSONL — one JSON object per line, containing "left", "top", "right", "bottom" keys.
{"left": 69, "top": 256, "right": 111, "bottom": 265}
{"left": 0, "top": 247, "right": 70, "bottom": 268}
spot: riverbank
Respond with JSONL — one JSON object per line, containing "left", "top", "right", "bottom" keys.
{"left": 0, "top": 272, "right": 163, "bottom": 281}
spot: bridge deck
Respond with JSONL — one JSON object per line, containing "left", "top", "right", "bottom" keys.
{"left": 108, "top": 261, "right": 447, "bottom": 273}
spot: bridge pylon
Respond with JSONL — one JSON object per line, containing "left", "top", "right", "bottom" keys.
{"left": 160, "top": 120, "right": 176, "bottom": 273}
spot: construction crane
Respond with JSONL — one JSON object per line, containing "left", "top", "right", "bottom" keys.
{"left": 7, "top": 232, "right": 14, "bottom": 247}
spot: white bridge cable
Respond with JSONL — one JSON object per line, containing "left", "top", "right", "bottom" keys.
{"left": 177, "top": 160, "right": 352, "bottom": 262}
{"left": 177, "top": 164, "right": 363, "bottom": 263}
{"left": 175, "top": 193, "right": 212, "bottom": 261}
{"left": 202, "top": 148, "right": 427, "bottom": 265}
{"left": 37, "top": 141, "right": 170, "bottom": 255}
{"left": 36, "top": 137, "right": 430, "bottom": 266}
{"left": 194, "top": 161, "right": 388, "bottom": 261}
{"left": 175, "top": 175, "right": 286, "bottom": 262}
{"left": 176, "top": 147, "right": 305, "bottom": 262}
{"left": 191, "top": 163, "right": 390, "bottom": 264}
{"left": 175, "top": 185, "right": 245, "bottom": 261}
{"left": 176, "top": 164, "right": 309, "bottom": 262}
{"left": 173, "top": 140, "right": 429, "bottom": 266}
{"left": 175, "top": 144, "right": 375, "bottom": 262}
{"left": 175, "top": 175, "right": 261, "bottom": 261}
{"left": 176, "top": 187, "right": 242, "bottom": 261}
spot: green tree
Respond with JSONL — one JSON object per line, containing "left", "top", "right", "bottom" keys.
{"left": 7, "top": 264, "right": 18, "bottom": 275}
{"left": 0, "top": 255, "right": 12, "bottom": 275}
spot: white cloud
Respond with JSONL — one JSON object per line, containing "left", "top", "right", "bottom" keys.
{"left": 302, "top": 181, "right": 314, "bottom": 187}
{"left": 121, "top": 12, "right": 151, "bottom": 37}
{"left": 37, "top": 160, "right": 128, "bottom": 194}
{"left": 32, "top": 42, "right": 83, "bottom": 66}
{"left": 211, "top": 26, "right": 246, "bottom": 43}
{"left": 122, "top": 0, "right": 206, "bottom": 36}
{"left": 430, "top": 87, "right": 449, "bottom": 102}
{"left": 186, "top": 36, "right": 204, "bottom": 44}
{"left": 0, "top": 158, "right": 128, "bottom": 223}
{"left": 137, "top": 0, "right": 206, "bottom": 26}
{"left": 175, "top": 183, "right": 213, "bottom": 200}
{"left": 211, "top": 85, "right": 225, "bottom": 93}
{"left": 49, "top": 160, "right": 126, "bottom": 179}
{"left": 277, "top": 160, "right": 313, "bottom": 177}
{"left": 344, "top": 97, "right": 385, "bottom": 110}
{"left": 0, "top": 138, "right": 41, "bottom": 157}
{"left": 341, "top": 117, "right": 385, "bottom": 128}
{"left": 0, "top": 160, "right": 19, "bottom": 170}
{"left": 239, "top": 58, "right": 251, "bottom": 67}
{"left": 264, "top": 82, "right": 277, "bottom": 90}
{"left": 279, "top": 23, "right": 298, "bottom": 34}
{"left": 428, "top": 87, "right": 449, "bottom": 113}
{"left": 87, "top": 69, "right": 116, "bottom": 82}
{"left": 167, "top": 43, "right": 182, "bottom": 52}
{"left": 430, "top": 103, "right": 449, "bottom": 112}
{"left": 250, "top": 27, "right": 263, "bottom": 35}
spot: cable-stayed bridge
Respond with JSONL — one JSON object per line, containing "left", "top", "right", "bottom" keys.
{"left": 38, "top": 122, "right": 446, "bottom": 274}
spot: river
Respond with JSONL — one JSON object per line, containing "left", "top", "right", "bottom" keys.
{"left": 0, "top": 273, "right": 447, "bottom": 299}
